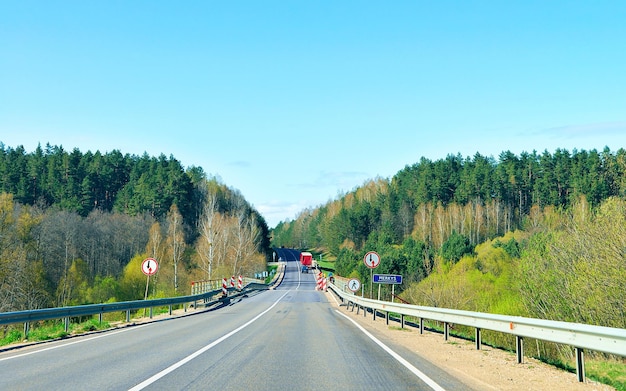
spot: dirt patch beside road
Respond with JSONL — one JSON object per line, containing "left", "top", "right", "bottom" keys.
{"left": 324, "top": 290, "right": 615, "bottom": 391}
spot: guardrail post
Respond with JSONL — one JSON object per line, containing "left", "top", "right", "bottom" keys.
{"left": 401, "top": 314, "right": 405, "bottom": 329}
{"left": 444, "top": 322, "right": 449, "bottom": 341}
{"left": 373, "top": 309, "right": 376, "bottom": 321}
{"left": 516, "top": 336, "right": 524, "bottom": 364}
{"left": 149, "top": 307, "right": 153, "bottom": 319}
{"left": 126, "top": 310, "right": 130, "bottom": 322}
{"left": 475, "top": 328, "right": 482, "bottom": 350}
{"left": 99, "top": 313, "right": 103, "bottom": 324}
{"left": 356, "top": 305, "right": 360, "bottom": 315}
{"left": 64, "top": 317, "right": 69, "bottom": 333}
{"left": 169, "top": 305, "right": 172, "bottom": 315}
{"left": 363, "top": 306, "right": 367, "bottom": 317}
{"left": 575, "top": 348, "right": 585, "bottom": 382}
{"left": 386, "top": 311, "right": 389, "bottom": 325}
{"left": 419, "top": 318, "right": 423, "bottom": 334}
{"left": 24, "top": 322, "right": 29, "bottom": 339}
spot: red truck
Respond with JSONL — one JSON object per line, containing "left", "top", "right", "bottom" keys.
{"left": 300, "top": 252, "right": 313, "bottom": 273}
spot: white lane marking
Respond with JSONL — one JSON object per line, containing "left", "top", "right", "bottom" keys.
{"left": 128, "top": 291, "right": 290, "bottom": 391}
{"left": 335, "top": 310, "right": 447, "bottom": 391}
{"left": 0, "top": 325, "right": 149, "bottom": 362}
{"left": 296, "top": 260, "right": 302, "bottom": 290}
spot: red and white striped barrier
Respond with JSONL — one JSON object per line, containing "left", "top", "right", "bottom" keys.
{"left": 316, "top": 272, "right": 324, "bottom": 290}
{"left": 322, "top": 278, "right": 327, "bottom": 292}
{"left": 230, "top": 276, "right": 235, "bottom": 288}
{"left": 237, "top": 275, "right": 243, "bottom": 290}
{"left": 222, "top": 278, "right": 228, "bottom": 296}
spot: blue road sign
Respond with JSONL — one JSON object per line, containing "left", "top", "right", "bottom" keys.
{"left": 373, "top": 274, "right": 402, "bottom": 284}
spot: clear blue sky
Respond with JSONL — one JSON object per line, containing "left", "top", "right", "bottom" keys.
{"left": 2, "top": 1, "right": 625, "bottom": 227}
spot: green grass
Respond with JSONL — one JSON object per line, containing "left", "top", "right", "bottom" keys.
{"left": 584, "top": 359, "right": 626, "bottom": 391}
{"left": 317, "top": 259, "right": 335, "bottom": 271}
{"left": 75, "top": 318, "right": 110, "bottom": 333}
{"left": 266, "top": 264, "right": 278, "bottom": 283}
{"left": 0, "top": 329, "right": 24, "bottom": 346}
{"left": 24, "top": 322, "right": 69, "bottom": 341}
{"left": 533, "top": 356, "right": 626, "bottom": 391}
{"left": 388, "top": 325, "right": 412, "bottom": 332}
{"left": 0, "top": 317, "right": 112, "bottom": 347}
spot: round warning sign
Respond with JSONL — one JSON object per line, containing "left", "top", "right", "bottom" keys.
{"left": 347, "top": 278, "right": 361, "bottom": 292}
{"left": 141, "top": 258, "right": 159, "bottom": 276}
{"left": 363, "top": 251, "right": 381, "bottom": 269}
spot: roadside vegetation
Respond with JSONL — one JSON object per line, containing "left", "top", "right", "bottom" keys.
{"left": 265, "top": 264, "right": 278, "bottom": 283}
{"left": 0, "top": 318, "right": 111, "bottom": 347}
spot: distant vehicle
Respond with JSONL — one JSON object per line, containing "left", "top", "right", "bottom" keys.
{"left": 300, "top": 252, "right": 313, "bottom": 273}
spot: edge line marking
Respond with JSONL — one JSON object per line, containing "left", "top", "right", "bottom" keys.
{"left": 335, "top": 309, "right": 447, "bottom": 391}
{"left": 128, "top": 291, "right": 290, "bottom": 391}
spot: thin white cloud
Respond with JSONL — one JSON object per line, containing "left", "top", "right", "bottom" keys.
{"left": 256, "top": 170, "right": 375, "bottom": 226}
{"left": 257, "top": 199, "right": 313, "bottom": 226}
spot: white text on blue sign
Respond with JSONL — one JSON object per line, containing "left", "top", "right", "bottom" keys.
{"left": 373, "top": 274, "right": 402, "bottom": 284}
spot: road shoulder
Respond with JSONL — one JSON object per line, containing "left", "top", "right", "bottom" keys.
{"left": 323, "top": 290, "right": 615, "bottom": 391}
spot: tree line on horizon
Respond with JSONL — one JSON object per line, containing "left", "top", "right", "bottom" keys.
{"left": 0, "top": 142, "right": 272, "bottom": 313}
{"left": 274, "top": 147, "right": 626, "bottom": 253}
{"left": 271, "top": 147, "right": 626, "bottom": 334}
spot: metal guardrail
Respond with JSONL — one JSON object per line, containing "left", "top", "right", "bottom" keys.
{"left": 0, "top": 281, "right": 270, "bottom": 337}
{"left": 328, "top": 281, "right": 626, "bottom": 383}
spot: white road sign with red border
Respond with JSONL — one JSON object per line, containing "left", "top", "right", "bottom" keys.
{"left": 141, "top": 258, "right": 159, "bottom": 276}
{"left": 363, "top": 251, "right": 381, "bottom": 269}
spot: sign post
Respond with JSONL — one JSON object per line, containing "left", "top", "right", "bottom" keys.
{"left": 373, "top": 274, "right": 402, "bottom": 302}
{"left": 141, "top": 258, "right": 159, "bottom": 302}
{"left": 363, "top": 251, "right": 380, "bottom": 298}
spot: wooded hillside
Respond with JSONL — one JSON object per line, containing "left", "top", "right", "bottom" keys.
{"left": 273, "top": 148, "right": 626, "bottom": 252}
{"left": 0, "top": 143, "right": 271, "bottom": 311}
{"left": 271, "top": 147, "right": 626, "bottom": 332}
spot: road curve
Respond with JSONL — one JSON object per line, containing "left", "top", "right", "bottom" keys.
{"left": 0, "top": 254, "right": 474, "bottom": 390}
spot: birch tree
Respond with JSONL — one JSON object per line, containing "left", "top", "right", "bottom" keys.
{"left": 230, "top": 212, "right": 261, "bottom": 275}
{"left": 165, "top": 204, "right": 185, "bottom": 293}
{"left": 144, "top": 221, "right": 165, "bottom": 295}
{"left": 196, "top": 192, "right": 220, "bottom": 280}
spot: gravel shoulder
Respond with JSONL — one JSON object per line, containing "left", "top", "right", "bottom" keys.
{"left": 324, "top": 290, "right": 615, "bottom": 391}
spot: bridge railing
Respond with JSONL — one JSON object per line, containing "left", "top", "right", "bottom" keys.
{"left": 328, "top": 281, "right": 626, "bottom": 383}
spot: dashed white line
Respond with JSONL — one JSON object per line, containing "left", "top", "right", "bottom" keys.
{"left": 128, "top": 291, "right": 290, "bottom": 391}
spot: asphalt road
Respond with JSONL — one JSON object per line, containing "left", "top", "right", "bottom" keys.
{"left": 0, "top": 251, "right": 474, "bottom": 391}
